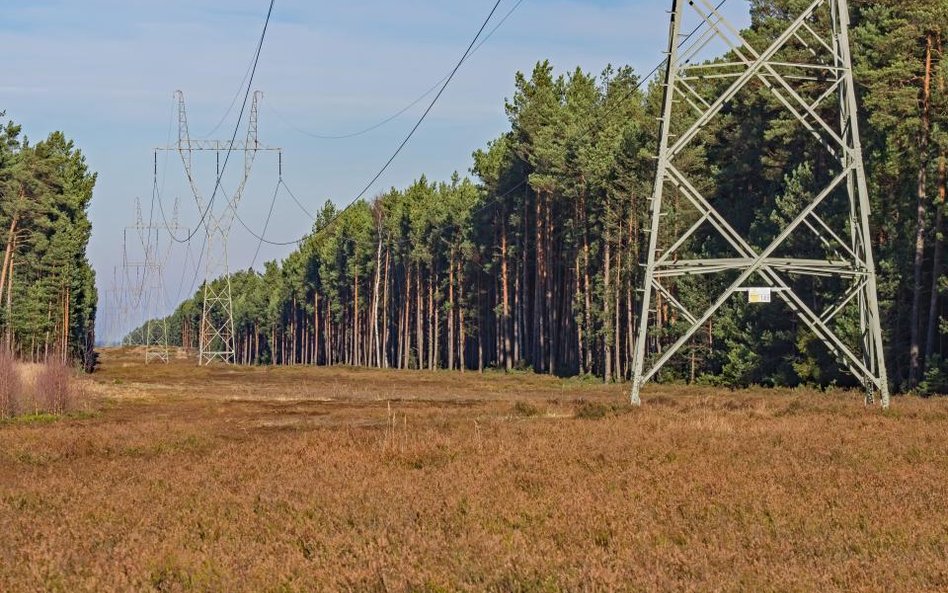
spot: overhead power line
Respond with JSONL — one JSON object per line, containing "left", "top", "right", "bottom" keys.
{"left": 267, "top": 0, "right": 525, "bottom": 141}
{"left": 161, "top": 0, "right": 276, "bottom": 244}
{"left": 234, "top": 0, "right": 506, "bottom": 249}
{"left": 241, "top": 0, "right": 728, "bottom": 251}
{"left": 204, "top": 55, "right": 257, "bottom": 139}
{"left": 348, "top": 0, "right": 504, "bottom": 208}
{"left": 420, "top": 0, "right": 732, "bottom": 247}
{"left": 250, "top": 181, "right": 281, "bottom": 268}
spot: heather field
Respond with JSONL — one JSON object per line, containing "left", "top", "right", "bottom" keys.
{"left": 0, "top": 349, "right": 946, "bottom": 593}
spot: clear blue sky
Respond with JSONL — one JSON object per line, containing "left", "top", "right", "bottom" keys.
{"left": 1, "top": 0, "right": 750, "bottom": 342}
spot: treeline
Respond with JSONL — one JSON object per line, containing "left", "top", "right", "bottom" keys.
{"left": 132, "top": 62, "right": 651, "bottom": 379}
{"left": 0, "top": 114, "right": 97, "bottom": 369}
{"left": 131, "top": 0, "right": 948, "bottom": 393}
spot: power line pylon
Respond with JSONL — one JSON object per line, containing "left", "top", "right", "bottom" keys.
{"left": 109, "top": 266, "right": 133, "bottom": 347}
{"left": 631, "top": 0, "right": 890, "bottom": 407}
{"left": 124, "top": 198, "right": 187, "bottom": 364}
{"left": 158, "top": 90, "right": 281, "bottom": 365}
{"left": 100, "top": 276, "right": 119, "bottom": 346}
{"left": 103, "top": 265, "right": 131, "bottom": 347}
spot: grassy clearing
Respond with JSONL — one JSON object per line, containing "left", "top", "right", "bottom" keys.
{"left": 0, "top": 348, "right": 946, "bottom": 592}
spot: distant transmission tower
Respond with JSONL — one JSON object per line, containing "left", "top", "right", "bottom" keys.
{"left": 124, "top": 198, "right": 187, "bottom": 363}
{"left": 101, "top": 269, "right": 124, "bottom": 346}
{"left": 158, "top": 90, "right": 281, "bottom": 365}
{"left": 109, "top": 266, "right": 134, "bottom": 347}
{"left": 631, "top": 0, "right": 890, "bottom": 407}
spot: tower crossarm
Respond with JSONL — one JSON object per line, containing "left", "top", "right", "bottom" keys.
{"left": 157, "top": 140, "right": 279, "bottom": 152}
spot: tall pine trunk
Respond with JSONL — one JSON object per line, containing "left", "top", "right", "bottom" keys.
{"left": 581, "top": 185, "right": 593, "bottom": 374}
{"left": 532, "top": 188, "right": 542, "bottom": 370}
{"left": 575, "top": 254, "right": 584, "bottom": 374}
{"left": 314, "top": 291, "right": 320, "bottom": 365}
{"left": 926, "top": 150, "right": 945, "bottom": 363}
{"left": 604, "top": 234, "right": 612, "bottom": 382}
{"left": 402, "top": 265, "right": 411, "bottom": 369}
{"left": 458, "top": 257, "right": 466, "bottom": 372}
{"left": 909, "top": 32, "right": 935, "bottom": 387}
{"left": 428, "top": 270, "right": 435, "bottom": 370}
{"left": 0, "top": 213, "right": 18, "bottom": 306}
{"left": 925, "top": 36, "right": 945, "bottom": 366}
{"left": 501, "top": 214, "right": 512, "bottom": 370}
{"left": 448, "top": 252, "right": 455, "bottom": 370}
{"left": 615, "top": 228, "right": 623, "bottom": 381}
{"left": 382, "top": 246, "right": 390, "bottom": 368}
{"left": 371, "top": 236, "right": 382, "bottom": 368}
{"left": 416, "top": 267, "right": 424, "bottom": 370}
{"left": 4, "top": 243, "right": 15, "bottom": 350}
{"left": 353, "top": 270, "right": 360, "bottom": 366}
{"left": 545, "top": 191, "right": 554, "bottom": 374}
{"left": 62, "top": 284, "right": 70, "bottom": 363}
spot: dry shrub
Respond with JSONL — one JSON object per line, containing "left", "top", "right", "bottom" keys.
{"left": 34, "top": 359, "right": 81, "bottom": 415}
{"left": 0, "top": 347, "right": 22, "bottom": 418}
{"left": 573, "top": 399, "right": 633, "bottom": 420}
{"left": 512, "top": 400, "right": 540, "bottom": 417}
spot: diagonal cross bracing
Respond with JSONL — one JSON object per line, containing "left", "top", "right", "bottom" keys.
{"left": 631, "top": 0, "right": 890, "bottom": 407}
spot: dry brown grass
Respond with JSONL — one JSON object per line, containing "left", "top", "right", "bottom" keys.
{"left": 0, "top": 347, "right": 946, "bottom": 592}
{"left": 0, "top": 348, "right": 21, "bottom": 418}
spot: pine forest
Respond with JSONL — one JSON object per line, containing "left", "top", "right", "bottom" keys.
{"left": 0, "top": 117, "right": 97, "bottom": 370}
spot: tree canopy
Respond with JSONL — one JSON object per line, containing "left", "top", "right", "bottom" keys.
{"left": 0, "top": 114, "right": 97, "bottom": 368}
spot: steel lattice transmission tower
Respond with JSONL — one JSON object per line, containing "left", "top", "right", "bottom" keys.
{"left": 158, "top": 90, "right": 281, "bottom": 365}
{"left": 103, "top": 267, "right": 128, "bottom": 347}
{"left": 631, "top": 0, "right": 890, "bottom": 407}
{"left": 123, "top": 198, "right": 186, "bottom": 363}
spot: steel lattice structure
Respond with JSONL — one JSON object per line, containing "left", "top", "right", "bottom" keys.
{"left": 631, "top": 0, "right": 890, "bottom": 407}
{"left": 158, "top": 90, "right": 280, "bottom": 365}
{"left": 102, "top": 267, "right": 129, "bottom": 348}
{"left": 123, "top": 198, "right": 186, "bottom": 364}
